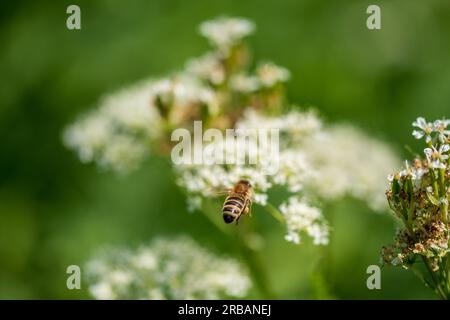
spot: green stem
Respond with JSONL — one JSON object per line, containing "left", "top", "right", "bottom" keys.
{"left": 410, "top": 265, "right": 429, "bottom": 288}
{"left": 265, "top": 203, "right": 284, "bottom": 223}
{"left": 237, "top": 231, "right": 276, "bottom": 299}
{"left": 200, "top": 201, "right": 233, "bottom": 237}
{"left": 420, "top": 256, "right": 447, "bottom": 299}
{"left": 200, "top": 200, "right": 274, "bottom": 298}
{"left": 438, "top": 169, "right": 448, "bottom": 223}
{"left": 447, "top": 255, "right": 450, "bottom": 294}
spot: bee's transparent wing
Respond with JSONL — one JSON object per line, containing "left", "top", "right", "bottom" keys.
{"left": 209, "top": 189, "right": 231, "bottom": 198}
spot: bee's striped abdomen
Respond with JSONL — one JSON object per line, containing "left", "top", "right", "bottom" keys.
{"left": 222, "top": 194, "right": 246, "bottom": 224}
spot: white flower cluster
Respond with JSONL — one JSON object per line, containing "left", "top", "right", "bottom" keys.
{"left": 280, "top": 196, "right": 329, "bottom": 245}
{"left": 86, "top": 236, "right": 251, "bottom": 300}
{"left": 63, "top": 80, "right": 161, "bottom": 173}
{"left": 175, "top": 110, "right": 399, "bottom": 244}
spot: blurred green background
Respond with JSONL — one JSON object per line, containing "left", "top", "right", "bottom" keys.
{"left": 1, "top": 0, "right": 449, "bottom": 299}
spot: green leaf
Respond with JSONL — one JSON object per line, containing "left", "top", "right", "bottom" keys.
{"left": 426, "top": 191, "right": 441, "bottom": 206}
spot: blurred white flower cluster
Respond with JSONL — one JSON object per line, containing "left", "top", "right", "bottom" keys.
{"left": 63, "top": 80, "right": 162, "bottom": 173}
{"left": 64, "top": 17, "right": 290, "bottom": 172}
{"left": 86, "top": 236, "right": 251, "bottom": 300}
{"left": 305, "top": 125, "right": 400, "bottom": 211}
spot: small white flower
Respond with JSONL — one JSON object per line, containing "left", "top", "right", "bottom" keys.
{"left": 132, "top": 249, "right": 157, "bottom": 270}
{"left": 424, "top": 144, "right": 449, "bottom": 169}
{"left": 98, "top": 135, "right": 148, "bottom": 173}
{"left": 109, "top": 270, "right": 132, "bottom": 286}
{"left": 433, "top": 119, "right": 450, "bottom": 143}
{"left": 89, "top": 282, "right": 114, "bottom": 300}
{"left": 186, "top": 196, "right": 202, "bottom": 212}
{"left": 63, "top": 113, "right": 114, "bottom": 163}
{"left": 253, "top": 193, "right": 268, "bottom": 206}
{"left": 399, "top": 160, "right": 427, "bottom": 180}
{"left": 412, "top": 117, "right": 434, "bottom": 143}
{"left": 230, "top": 73, "right": 260, "bottom": 93}
{"left": 256, "top": 62, "right": 290, "bottom": 88}
{"left": 284, "top": 231, "right": 300, "bottom": 245}
{"left": 199, "top": 17, "right": 255, "bottom": 54}
{"left": 185, "top": 53, "right": 225, "bottom": 85}
{"left": 151, "top": 75, "right": 219, "bottom": 117}
{"left": 391, "top": 254, "right": 403, "bottom": 266}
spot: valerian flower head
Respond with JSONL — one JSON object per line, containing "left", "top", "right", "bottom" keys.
{"left": 86, "top": 236, "right": 251, "bottom": 300}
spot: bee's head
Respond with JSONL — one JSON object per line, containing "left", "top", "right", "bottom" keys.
{"left": 234, "top": 180, "right": 252, "bottom": 193}
{"left": 238, "top": 179, "right": 252, "bottom": 188}
{"left": 235, "top": 179, "right": 252, "bottom": 193}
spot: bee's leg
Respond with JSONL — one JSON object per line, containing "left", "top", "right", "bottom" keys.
{"left": 247, "top": 200, "right": 253, "bottom": 217}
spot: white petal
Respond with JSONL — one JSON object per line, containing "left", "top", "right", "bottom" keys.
{"left": 413, "top": 117, "right": 426, "bottom": 129}
{"left": 412, "top": 130, "right": 424, "bottom": 139}
{"left": 424, "top": 148, "right": 433, "bottom": 158}
{"left": 440, "top": 144, "right": 450, "bottom": 153}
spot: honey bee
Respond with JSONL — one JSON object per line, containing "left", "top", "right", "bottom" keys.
{"left": 222, "top": 179, "right": 253, "bottom": 224}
